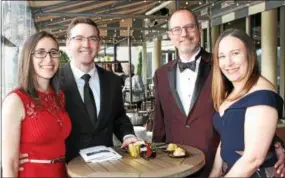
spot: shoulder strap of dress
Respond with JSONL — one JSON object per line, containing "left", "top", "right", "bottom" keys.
{"left": 231, "top": 90, "right": 283, "bottom": 118}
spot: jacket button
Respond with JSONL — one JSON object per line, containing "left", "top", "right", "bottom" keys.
{"left": 185, "top": 125, "right": 190, "bottom": 129}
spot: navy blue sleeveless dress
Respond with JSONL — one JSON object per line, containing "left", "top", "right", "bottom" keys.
{"left": 213, "top": 90, "right": 283, "bottom": 177}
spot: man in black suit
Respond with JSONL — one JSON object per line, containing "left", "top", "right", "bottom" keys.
{"left": 61, "top": 17, "right": 137, "bottom": 162}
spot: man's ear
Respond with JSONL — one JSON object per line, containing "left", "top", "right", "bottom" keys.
{"left": 167, "top": 31, "right": 172, "bottom": 40}
{"left": 97, "top": 41, "right": 101, "bottom": 53}
{"left": 198, "top": 23, "right": 202, "bottom": 35}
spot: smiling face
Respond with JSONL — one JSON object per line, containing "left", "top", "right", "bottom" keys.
{"left": 218, "top": 36, "right": 248, "bottom": 84}
{"left": 32, "top": 37, "right": 60, "bottom": 81}
{"left": 168, "top": 10, "right": 200, "bottom": 57}
{"left": 66, "top": 23, "right": 100, "bottom": 66}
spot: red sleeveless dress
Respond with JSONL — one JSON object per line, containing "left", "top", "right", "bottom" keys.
{"left": 12, "top": 89, "right": 71, "bottom": 178}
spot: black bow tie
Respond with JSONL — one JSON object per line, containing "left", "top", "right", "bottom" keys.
{"left": 178, "top": 61, "right": 196, "bottom": 72}
{"left": 178, "top": 50, "right": 202, "bottom": 72}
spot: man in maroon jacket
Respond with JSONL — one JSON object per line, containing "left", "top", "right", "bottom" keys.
{"left": 152, "top": 9, "right": 285, "bottom": 177}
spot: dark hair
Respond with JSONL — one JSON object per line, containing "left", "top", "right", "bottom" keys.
{"left": 114, "top": 62, "right": 123, "bottom": 73}
{"left": 212, "top": 28, "right": 260, "bottom": 110}
{"left": 18, "top": 31, "right": 61, "bottom": 102}
{"left": 66, "top": 17, "right": 100, "bottom": 39}
{"left": 168, "top": 9, "right": 199, "bottom": 29}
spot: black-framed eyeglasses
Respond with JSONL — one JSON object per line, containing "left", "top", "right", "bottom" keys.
{"left": 32, "top": 50, "right": 62, "bottom": 58}
{"left": 169, "top": 23, "right": 198, "bottom": 36}
{"left": 70, "top": 36, "right": 101, "bottom": 43}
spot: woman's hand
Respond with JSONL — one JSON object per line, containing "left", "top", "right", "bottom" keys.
{"left": 274, "top": 142, "right": 285, "bottom": 177}
{"left": 18, "top": 153, "right": 29, "bottom": 172}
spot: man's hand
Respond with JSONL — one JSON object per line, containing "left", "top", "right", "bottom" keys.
{"left": 19, "top": 153, "right": 29, "bottom": 171}
{"left": 121, "top": 136, "right": 138, "bottom": 148}
{"left": 274, "top": 142, "right": 285, "bottom": 177}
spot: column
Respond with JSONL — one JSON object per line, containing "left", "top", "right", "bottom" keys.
{"left": 280, "top": 6, "right": 285, "bottom": 117}
{"left": 142, "top": 42, "right": 147, "bottom": 84}
{"left": 152, "top": 38, "right": 161, "bottom": 75}
{"left": 220, "top": 24, "right": 224, "bottom": 34}
{"left": 246, "top": 16, "right": 251, "bottom": 36}
{"left": 207, "top": 20, "right": 211, "bottom": 52}
{"left": 211, "top": 25, "right": 219, "bottom": 51}
{"left": 261, "top": 9, "right": 277, "bottom": 86}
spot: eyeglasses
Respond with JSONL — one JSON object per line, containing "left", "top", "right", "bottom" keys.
{"left": 169, "top": 23, "right": 198, "bottom": 36}
{"left": 70, "top": 36, "right": 101, "bottom": 43}
{"left": 32, "top": 50, "right": 62, "bottom": 58}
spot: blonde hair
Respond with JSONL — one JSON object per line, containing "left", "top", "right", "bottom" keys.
{"left": 212, "top": 29, "right": 260, "bottom": 111}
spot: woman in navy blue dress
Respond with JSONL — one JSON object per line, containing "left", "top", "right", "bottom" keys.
{"left": 209, "top": 29, "right": 283, "bottom": 177}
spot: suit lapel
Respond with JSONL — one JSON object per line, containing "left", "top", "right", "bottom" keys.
{"left": 188, "top": 49, "right": 211, "bottom": 114}
{"left": 168, "top": 60, "right": 185, "bottom": 115}
{"left": 61, "top": 64, "right": 96, "bottom": 128}
{"left": 96, "top": 66, "right": 110, "bottom": 123}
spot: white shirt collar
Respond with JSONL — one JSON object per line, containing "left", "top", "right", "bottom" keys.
{"left": 70, "top": 61, "right": 97, "bottom": 81}
{"left": 179, "top": 47, "right": 201, "bottom": 63}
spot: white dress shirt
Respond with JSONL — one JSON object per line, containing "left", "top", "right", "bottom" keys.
{"left": 70, "top": 62, "right": 101, "bottom": 116}
{"left": 176, "top": 47, "right": 201, "bottom": 115}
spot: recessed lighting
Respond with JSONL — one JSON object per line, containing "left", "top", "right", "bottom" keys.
{"left": 186, "top": 2, "right": 188, "bottom": 5}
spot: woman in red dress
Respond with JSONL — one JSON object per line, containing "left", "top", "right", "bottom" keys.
{"left": 2, "top": 31, "right": 71, "bottom": 177}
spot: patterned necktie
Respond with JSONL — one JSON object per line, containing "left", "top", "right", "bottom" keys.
{"left": 81, "top": 74, "right": 97, "bottom": 125}
{"left": 178, "top": 51, "right": 202, "bottom": 72}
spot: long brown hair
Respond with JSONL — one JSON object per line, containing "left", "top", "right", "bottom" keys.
{"left": 18, "top": 31, "right": 61, "bottom": 101}
{"left": 212, "top": 29, "right": 260, "bottom": 111}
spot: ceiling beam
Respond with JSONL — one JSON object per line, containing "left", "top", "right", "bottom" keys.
{"left": 34, "top": 1, "right": 157, "bottom": 27}
{"left": 41, "top": 25, "right": 168, "bottom": 32}
{"left": 33, "top": 1, "right": 96, "bottom": 12}
{"left": 36, "top": 12, "right": 169, "bottom": 19}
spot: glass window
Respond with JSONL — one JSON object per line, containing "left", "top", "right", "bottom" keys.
{"left": 1, "top": 1, "right": 36, "bottom": 99}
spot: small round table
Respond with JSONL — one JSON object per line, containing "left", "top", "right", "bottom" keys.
{"left": 67, "top": 144, "right": 205, "bottom": 177}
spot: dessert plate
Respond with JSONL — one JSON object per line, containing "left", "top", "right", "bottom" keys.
{"left": 168, "top": 151, "right": 190, "bottom": 158}
{"left": 163, "top": 149, "right": 174, "bottom": 153}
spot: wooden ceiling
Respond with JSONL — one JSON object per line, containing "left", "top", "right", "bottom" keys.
{"left": 28, "top": 0, "right": 209, "bottom": 46}
{"left": 28, "top": 0, "right": 170, "bottom": 45}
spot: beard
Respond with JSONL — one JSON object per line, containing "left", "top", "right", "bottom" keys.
{"left": 179, "top": 43, "right": 199, "bottom": 54}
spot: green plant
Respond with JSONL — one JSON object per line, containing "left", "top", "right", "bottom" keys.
{"left": 137, "top": 51, "right": 142, "bottom": 76}
{"left": 60, "top": 50, "right": 69, "bottom": 67}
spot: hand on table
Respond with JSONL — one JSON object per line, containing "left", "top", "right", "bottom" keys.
{"left": 121, "top": 136, "right": 139, "bottom": 148}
